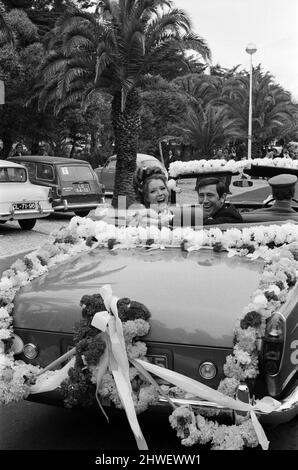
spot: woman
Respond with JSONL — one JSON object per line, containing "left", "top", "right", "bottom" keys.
{"left": 130, "top": 166, "right": 173, "bottom": 227}
{"left": 131, "top": 166, "right": 203, "bottom": 228}
{"left": 134, "top": 166, "right": 170, "bottom": 209}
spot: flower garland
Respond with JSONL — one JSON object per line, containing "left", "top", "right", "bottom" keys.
{"left": 249, "top": 157, "right": 298, "bottom": 169}
{"left": 60, "top": 292, "right": 158, "bottom": 413}
{"left": 1, "top": 217, "right": 298, "bottom": 450}
{"left": 168, "top": 159, "right": 249, "bottom": 178}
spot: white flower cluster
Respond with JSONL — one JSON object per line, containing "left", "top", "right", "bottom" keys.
{"left": 168, "top": 159, "right": 249, "bottom": 178}
{"left": 0, "top": 221, "right": 97, "bottom": 405}
{"left": 65, "top": 218, "right": 298, "bottom": 252}
{"left": 250, "top": 157, "right": 298, "bottom": 169}
{"left": 169, "top": 406, "right": 258, "bottom": 450}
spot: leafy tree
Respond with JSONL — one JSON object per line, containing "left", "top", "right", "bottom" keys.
{"left": 0, "top": 1, "right": 14, "bottom": 45}
{"left": 36, "top": 1, "right": 211, "bottom": 207}
{"left": 0, "top": 8, "right": 43, "bottom": 156}
{"left": 137, "top": 75, "right": 189, "bottom": 156}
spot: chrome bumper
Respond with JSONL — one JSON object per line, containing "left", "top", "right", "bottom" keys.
{"left": 53, "top": 201, "right": 102, "bottom": 211}
{"left": 157, "top": 384, "right": 298, "bottom": 424}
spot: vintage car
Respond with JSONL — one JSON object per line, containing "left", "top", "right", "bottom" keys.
{"left": 0, "top": 159, "right": 53, "bottom": 230}
{"left": 9, "top": 155, "right": 104, "bottom": 217}
{"left": 3, "top": 165, "right": 298, "bottom": 452}
{"left": 95, "top": 153, "right": 166, "bottom": 196}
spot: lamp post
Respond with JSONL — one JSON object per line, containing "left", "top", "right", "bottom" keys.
{"left": 245, "top": 43, "right": 257, "bottom": 159}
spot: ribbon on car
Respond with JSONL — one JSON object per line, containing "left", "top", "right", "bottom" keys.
{"left": 29, "top": 356, "right": 76, "bottom": 394}
{"left": 90, "top": 284, "right": 148, "bottom": 451}
{"left": 134, "top": 359, "right": 281, "bottom": 451}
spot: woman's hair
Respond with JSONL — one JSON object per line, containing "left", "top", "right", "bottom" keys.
{"left": 133, "top": 166, "right": 168, "bottom": 207}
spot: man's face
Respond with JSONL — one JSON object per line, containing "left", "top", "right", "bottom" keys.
{"left": 198, "top": 184, "right": 226, "bottom": 218}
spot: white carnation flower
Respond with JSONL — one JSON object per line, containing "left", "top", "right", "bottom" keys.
{"left": 251, "top": 293, "right": 268, "bottom": 309}
{"left": 0, "top": 277, "right": 14, "bottom": 292}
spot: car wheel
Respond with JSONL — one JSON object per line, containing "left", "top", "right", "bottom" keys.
{"left": 0, "top": 220, "right": 6, "bottom": 224}
{"left": 18, "top": 219, "right": 36, "bottom": 230}
{"left": 74, "top": 210, "right": 90, "bottom": 217}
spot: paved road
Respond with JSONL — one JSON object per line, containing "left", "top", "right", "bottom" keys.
{"left": 0, "top": 399, "right": 297, "bottom": 450}
{"left": 0, "top": 212, "right": 76, "bottom": 259}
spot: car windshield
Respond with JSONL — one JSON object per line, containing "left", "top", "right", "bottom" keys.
{"left": 106, "top": 158, "right": 116, "bottom": 169}
{"left": 0, "top": 167, "right": 27, "bottom": 182}
{"left": 141, "top": 159, "right": 159, "bottom": 167}
{"left": 58, "top": 165, "right": 94, "bottom": 181}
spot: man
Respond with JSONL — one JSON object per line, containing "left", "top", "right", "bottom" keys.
{"left": 256, "top": 174, "right": 297, "bottom": 213}
{"left": 197, "top": 177, "right": 243, "bottom": 225}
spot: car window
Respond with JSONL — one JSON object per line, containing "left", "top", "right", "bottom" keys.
{"left": 21, "top": 162, "right": 36, "bottom": 180}
{"left": 0, "top": 167, "right": 27, "bottom": 182}
{"left": 0, "top": 168, "right": 6, "bottom": 181}
{"left": 106, "top": 158, "right": 116, "bottom": 169}
{"left": 58, "top": 165, "right": 94, "bottom": 181}
{"left": 141, "top": 159, "right": 160, "bottom": 168}
{"left": 36, "top": 163, "right": 54, "bottom": 181}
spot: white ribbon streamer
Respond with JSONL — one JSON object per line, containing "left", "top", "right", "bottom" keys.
{"left": 91, "top": 284, "right": 148, "bottom": 450}
{"left": 30, "top": 357, "right": 76, "bottom": 394}
{"left": 135, "top": 359, "right": 281, "bottom": 450}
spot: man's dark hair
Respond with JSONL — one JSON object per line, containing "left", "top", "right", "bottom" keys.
{"left": 197, "top": 177, "right": 227, "bottom": 198}
{"left": 272, "top": 186, "right": 295, "bottom": 201}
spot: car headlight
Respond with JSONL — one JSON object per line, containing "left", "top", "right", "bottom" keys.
{"left": 23, "top": 343, "right": 39, "bottom": 360}
{"left": 199, "top": 361, "right": 217, "bottom": 380}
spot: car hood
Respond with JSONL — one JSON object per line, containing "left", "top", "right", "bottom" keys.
{"left": 13, "top": 248, "right": 264, "bottom": 348}
{"left": 1, "top": 183, "right": 49, "bottom": 201}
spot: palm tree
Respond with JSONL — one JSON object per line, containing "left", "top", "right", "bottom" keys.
{"left": 216, "top": 67, "right": 297, "bottom": 153}
{"left": 173, "top": 73, "right": 223, "bottom": 112}
{"left": 172, "top": 105, "right": 244, "bottom": 158}
{"left": 36, "top": 0, "right": 211, "bottom": 207}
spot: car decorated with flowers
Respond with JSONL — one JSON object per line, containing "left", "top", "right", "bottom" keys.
{"left": 1, "top": 159, "right": 298, "bottom": 451}
{"left": 0, "top": 159, "right": 53, "bottom": 230}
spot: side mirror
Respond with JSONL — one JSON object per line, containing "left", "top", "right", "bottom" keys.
{"left": 232, "top": 180, "right": 253, "bottom": 188}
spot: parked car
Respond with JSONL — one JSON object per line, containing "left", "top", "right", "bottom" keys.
{"left": 9, "top": 155, "right": 104, "bottom": 217}
{"left": 0, "top": 159, "right": 53, "bottom": 230}
{"left": 95, "top": 153, "right": 166, "bottom": 196}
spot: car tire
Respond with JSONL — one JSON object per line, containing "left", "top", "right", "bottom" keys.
{"left": 0, "top": 220, "right": 6, "bottom": 224}
{"left": 74, "top": 210, "right": 90, "bottom": 217}
{"left": 18, "top": 219, "right": 36, "bottom": 230}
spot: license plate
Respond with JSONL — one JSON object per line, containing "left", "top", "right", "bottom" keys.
{"left": 13, "top": 202, "right": 36, "bottom": 210}
{"left": 74, "top": 183, "right": 90, "bottom": 193}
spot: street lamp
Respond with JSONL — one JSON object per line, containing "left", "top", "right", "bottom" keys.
{"left": 245, "top": 43, "right": 257, "bottom": 159}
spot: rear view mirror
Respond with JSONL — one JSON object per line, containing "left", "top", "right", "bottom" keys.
{"left": 232, "top": 180, "right": 253, "bottom": 188}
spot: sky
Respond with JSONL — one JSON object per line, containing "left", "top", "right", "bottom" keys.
{"left": 175, "top": 0, "right": 298, "bottom": 100}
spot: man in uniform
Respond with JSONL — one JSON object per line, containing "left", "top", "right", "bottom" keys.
{"left": 257, "top": 174, "right": 297, "bottom": 213}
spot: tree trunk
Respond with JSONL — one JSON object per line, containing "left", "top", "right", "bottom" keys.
{"left": 31, "top": 138, "right": 40, "bottom": 154}
{"left": 111, "top": 90, "right": 141, "bottom": 208}
{"left": 2, "top": 132, "right": 13, "bottom": 159}
{"left": 69, "top": 140, "right": 76, "bottom": 159}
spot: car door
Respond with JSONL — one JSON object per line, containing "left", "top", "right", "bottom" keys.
{"left": 99, "top": 157, "right": 117, "bottom": 193}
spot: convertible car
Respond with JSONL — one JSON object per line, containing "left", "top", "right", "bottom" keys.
{"left": 4, "top": 165, "right": 298, "bottom": 446}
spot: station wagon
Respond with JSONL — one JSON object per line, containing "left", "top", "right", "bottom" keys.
{"left": 9, "top": 155, "right": 104, "bottom": 217}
